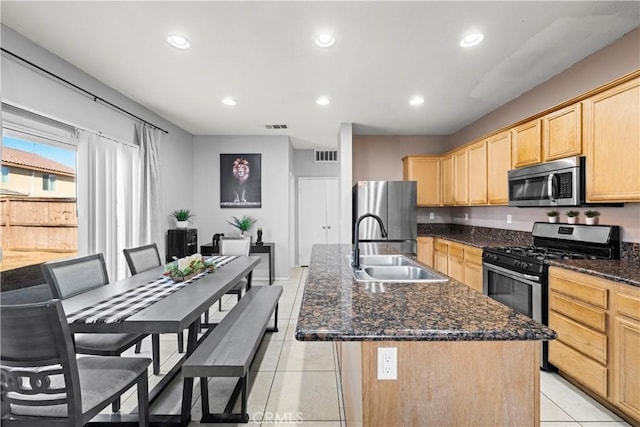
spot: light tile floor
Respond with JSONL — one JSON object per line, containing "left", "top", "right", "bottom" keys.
{"left": 114, "top": 267, "right": 630, "bottom": 426}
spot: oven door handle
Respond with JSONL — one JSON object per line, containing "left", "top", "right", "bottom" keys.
{"left": 548, "top": 173, "right": 557, "bottom": 202}
{"left": 483, "top": 262, "right": 542, "bottom": 286}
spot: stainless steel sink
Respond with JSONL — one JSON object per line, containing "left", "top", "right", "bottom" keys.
{"left": 349, "top": 253, "right": 449, "bottom": 283}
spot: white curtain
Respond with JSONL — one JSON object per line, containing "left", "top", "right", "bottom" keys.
{"left": 134, "top": 123, "right": 162, "bottom": 250}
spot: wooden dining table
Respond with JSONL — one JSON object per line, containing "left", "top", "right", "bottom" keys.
{"left": 61, "top": 255, "right": 261, "bottom": 426}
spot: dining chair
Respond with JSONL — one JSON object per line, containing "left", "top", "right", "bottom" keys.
{"left": 0, "top": 300, "right": 150, "bottom": 426}
{"left": 218, "top": 236, "right": 252, "bottom": 311}
{"left": 123, "top": 243, "right": 185, "bottom": 360}
{"left": 41, "top": 253, "right": 150, "bottom": 412}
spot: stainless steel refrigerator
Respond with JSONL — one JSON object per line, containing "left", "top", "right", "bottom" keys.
{"left": 352, "top": 180, "right": 417, "bottom": 255}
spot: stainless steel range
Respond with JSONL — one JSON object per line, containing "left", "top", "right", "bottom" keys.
{"left": 482, "top": 222, "right": 620, "bottom": 369}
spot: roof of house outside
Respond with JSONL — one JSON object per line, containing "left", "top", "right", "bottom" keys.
{"left": 2, "top": 147, "right": 75, "bottom": 176}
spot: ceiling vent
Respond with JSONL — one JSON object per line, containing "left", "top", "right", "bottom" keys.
{"left": 265, "top": 124, "right": 288, "bottom": 129}
{"left": 315, "top": 149, "right": 338, "bottom": 163}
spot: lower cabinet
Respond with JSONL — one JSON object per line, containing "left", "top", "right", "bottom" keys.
{"left": 463, "top": 246, "right": 483, "bottom": 292}
{"left": 416, "top": 237, "right": 434, "bottom": 267}
{"left": 432, "top": 239, "right": 483, "bottom": 292}
{"left": 434, "top": 240, "right": 448, "bottom": 273}
{"left": 548, "top": 267, "right": 640, "bottom": 424}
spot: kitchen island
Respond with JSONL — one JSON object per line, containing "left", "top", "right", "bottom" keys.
{"left": 296, "top": 244, "right": 556, "bottom": 427}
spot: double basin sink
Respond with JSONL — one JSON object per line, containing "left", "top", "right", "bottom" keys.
{"left": 350, "top": 254, "right": 449, "bottom": 283}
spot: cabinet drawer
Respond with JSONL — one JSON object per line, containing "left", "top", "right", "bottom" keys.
{"left": 449, "top": 244, "right": 464, "bottom": 259}
{"left": 464, "top": 247, "right": 482, "bottom": 265}
{"left": 549, "top": 268, "right": 608, "bottom": 309}
{"left": 550, "top": 311, "right": 607, "bottom": 364}
{"left": 616, "top": 291, "right": 640, "bottom": 321}
{"left": 549, "top": 339, "right": 608, "bottom": 398}
{"left": 549, "top": 292, "right": 607, "bottom": 332}
{"left": 434, "top": 241, "right": 448, "bottom": 253}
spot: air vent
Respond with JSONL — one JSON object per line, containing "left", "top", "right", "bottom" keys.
{"left": 265, "top": 124, "right": 288, "bottom": 129}
{"left": 315, "top": 149, "right": 338, "bottom": 163}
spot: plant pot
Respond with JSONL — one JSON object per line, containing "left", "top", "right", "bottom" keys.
{"left": 547, "top": 216, "right": 558, "bottom": 223}
{"left": 567, "top": 217, "right": 577, "bottom": 224}
{"left": 585, "top": 217, "right": 598, "bottom": 225}
{"left": 176, "top": 220, "right": 188, "bottom": 229}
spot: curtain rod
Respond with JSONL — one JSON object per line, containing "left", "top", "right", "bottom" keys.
{"left": 1, "top": 47, "right": 169, "bottom": 134}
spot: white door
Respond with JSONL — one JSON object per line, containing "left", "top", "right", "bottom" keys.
{"left": 298, "top": 178, "right": 339, "bottom": 266}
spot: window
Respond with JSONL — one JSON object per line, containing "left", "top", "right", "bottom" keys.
{"left": 1, "top": 166, "right": 8, "bottom": 183}
{"left": 42, "top": 174, "right": 57, "bottom": 191}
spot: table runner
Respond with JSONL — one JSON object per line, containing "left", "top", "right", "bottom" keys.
{"left": 66, "top": 256, "right": 238, "bottom": 324}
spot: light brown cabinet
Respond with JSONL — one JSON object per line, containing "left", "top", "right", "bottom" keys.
{"left": 441, "top": 154, "right": 454, "bottom": 206}
{"left": 511, "top": 119, "right": 542, "bottom": 168}
{"left": 463, "top": 246, "right": 483, "bottom": 292}
{"left": 486, "top": 131, "right": 511, "bottom": 205}
{"left": 416, "top": 236, "right": 434, "bottom": 267}
{"left": 433, "top": 239, "right": 483, "bottom": 292}
{"left": 542, "top": 103, "right": 582, "bottom": 161}
{"left": 433, "top": 240, "right": 448, "bottom": 273}
{"left": 447, "top": 242, "right": 465, "bottom": 283}
{"left": 468, "top": 140, "right": 487, "bottom": 205}
{"left": 453, "top": 149, "right": 468, "bottom": 205}
{"left": 402, "top": 156, "right": 441, "bottom": 206}
{"left": 549, "top": 267, "right": 640, "bottom": 424}
{"left": 583, "top": 76, "right": 640, "bottom": 202}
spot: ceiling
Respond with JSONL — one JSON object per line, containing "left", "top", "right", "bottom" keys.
{"left": 1, "top": 2, "right": 638, "bottom": 149}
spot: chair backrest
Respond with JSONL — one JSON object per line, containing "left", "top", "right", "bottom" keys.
{"left": 220, "top": 237, "right": 251, "bottom": 256}
{"left": 123, "top": 243, "right": 162, "bottom": 275}
{"left": 1, "top": 300, "right": 83, "bottom": 422}
{"left": 41, "top": 253, "right": 109, "bottom": 300}
{"left": 1, "top": 284, "right": 52, "bottom": 305}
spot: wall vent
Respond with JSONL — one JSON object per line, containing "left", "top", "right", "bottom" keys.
{"left": 315, "top": 149, "right": 338, "bottom": 163}
{"left": 265, "top": 124, "right": 288, "bottom": 129}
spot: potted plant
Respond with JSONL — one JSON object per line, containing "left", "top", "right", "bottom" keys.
{"left": 170, "top": 209, "right": 194, "bottom": 229}
{"left": 227, "top": 216, "right": 257, "bottom": 236}
{"left": 565, "top": 210, "right": 579, "bottom": 224}
{"left": 546, "top": 210, "right": 559, "bottom": 223}
{"left": 584, "top": 210, "right": 600, "bottom": 225}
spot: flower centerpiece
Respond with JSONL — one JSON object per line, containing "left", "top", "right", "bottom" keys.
{"left": 584, "top": 210, "right": 600, "bottom": 225}
{"left": 170, "top": 209, "right": 195, "bottom": 229}
{"left": 164, "top": 253, "right": 215, "bottom": 282}
{"left": 227, "top": 215, "right": 257, "bottom": 236}
{"left": 565, "top": 210, "right": 579, "bottom": 224}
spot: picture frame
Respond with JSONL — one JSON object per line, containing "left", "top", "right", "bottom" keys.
{"left": 220, "top": 153, "right": 262, "bottom": 208}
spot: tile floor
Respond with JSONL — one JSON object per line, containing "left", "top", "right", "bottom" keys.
{"left": 115, "top": 267, "right": 631, "bottom": 427}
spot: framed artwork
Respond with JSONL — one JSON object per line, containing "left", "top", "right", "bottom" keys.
{"left": 220, "top": 153, "right": 262, "bottom": 208}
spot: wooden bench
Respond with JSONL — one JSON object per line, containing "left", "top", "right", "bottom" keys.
{"left": 182, "top": 285, "right": 283, "bottom": 423}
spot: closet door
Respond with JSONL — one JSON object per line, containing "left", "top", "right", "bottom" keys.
{"left": 298, "top": 178, "right": 339, "bottom": 266}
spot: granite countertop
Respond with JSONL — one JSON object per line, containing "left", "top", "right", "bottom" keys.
{"left": 419, "top": 232, "right": 510, "bottom": 249}
{"left": 295, "top": 244, "right": 556, "bottom": 342}
{"left": 546, "top": 259, "right": 640, "bottom": 287}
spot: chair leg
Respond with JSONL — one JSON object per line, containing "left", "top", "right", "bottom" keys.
{"left": 152, "top": 334, "right": 160, "bottom": 375}
{"left": 134, "top": 340, "right": 142, "bottom": 353}
{"left": 237, "top": 292, "right": 241, "bottom": 303}
{"left": 219, "top": 298, "right": 223, "bottom": 312}
{"left": 177, "top": 331, "right": 184, "bottom": 353}
{"left": 137, "top": 372, "right": 149, "bottom": 426}
{"left": 112, "top": 397, "right": 121, "bottom": 412}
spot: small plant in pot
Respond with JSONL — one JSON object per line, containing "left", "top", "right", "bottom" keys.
{"left": 227, "top": 215, "right": 257, "bottom": 236}
{"left": 584, "top": 210, "right": 600, "bottom": 225}
{"left": 170, "top": 209, "right": 194, "bottom": 229}
{"left": 546, "top": 210, "right": 559, "bottom": 223}
{"left": 565, "top": 210, "right": 579, "bottom": 224}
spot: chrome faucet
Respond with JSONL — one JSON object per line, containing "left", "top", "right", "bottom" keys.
{"left": 352, "top": 213, "right": 388, "bottom": 269}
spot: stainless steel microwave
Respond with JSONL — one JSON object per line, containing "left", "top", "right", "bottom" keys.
{"left": 508, "top": 156, "right": 585, "bottom": 207}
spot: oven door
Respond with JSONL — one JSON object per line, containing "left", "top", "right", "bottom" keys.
{"left": 482, "top": 263, "right": 542, "bottom": 323}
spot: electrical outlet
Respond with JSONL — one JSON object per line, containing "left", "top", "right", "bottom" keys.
{"left": 507, "top": 214, "right": 512, "bottom": 224}
{"left": 429, "top": 212, "right": 435, "bottom": 220}
{"left": 377, "top": 347, "right": 397, "bottom": 380}
{"left": 464, "top": 213, "right": 469, "bottom": 220}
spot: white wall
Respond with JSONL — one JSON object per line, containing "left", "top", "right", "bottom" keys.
{"left": 1, "top": 25, "right": 195, "bottom": 258}
{"left": 192, "top": 135, "right": 291, "bottom": 280}
{"left": 338, "top": 123, "right": 353, "bottom": 244}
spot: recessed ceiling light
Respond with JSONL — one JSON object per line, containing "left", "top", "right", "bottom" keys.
{"left": 460, "top": 33, "right": 484, "bottom": 48}
{"left": 409, "top": 96, "right": 425, "bottom": 106}
{"left": 221, "top": 97, "right": 237, "bottom": 106}
{"left": 167, "top": 34, "right": 191, "bottom": 50}
{"left": 314, "top": 33, "right": 335, "bottom": 48}
{"left": 316, "top": 96, "right": 331, "bottom": 105}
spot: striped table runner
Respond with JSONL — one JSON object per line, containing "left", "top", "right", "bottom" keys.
{"left": 67, "top": 256, "right": 238, "bottom": 324}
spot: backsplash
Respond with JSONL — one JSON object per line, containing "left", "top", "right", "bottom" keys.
{"left": 621, "top": 242, "right": 640, "bottom": 263}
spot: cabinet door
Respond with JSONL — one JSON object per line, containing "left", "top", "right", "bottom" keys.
{"left": 403, "top": 156, "right": 441, "bottom": 206}
{"left": 448, "top": 254, "right": 465, "bottom": 283}
{"left": 468, "top": 141, "right": 487, "bottom": 205}
{"left": 487, "top": 131, "right": 511, "bottom": 205}
{"left": 613, "top": 316, "right": 640, "bottom": 420}
{"left": 417, "top": 237, "right": 434, "bottom": 267}
{"left": 464, "top": 262, "right": 483, "bottom": 292}
{"left": 542, "top": 103, "right": 582, "bottom": 161}
{"left": 511, "top": 119, "right": 542, "bottom": 168}
{"left": 453, "top": 149, "right": 468, "bottom": 205}
{"left": 442, "top": 155, "right": 454, "bottom": 206}
{"left": 584, "top": 77, "right": 640, "bottom": 202}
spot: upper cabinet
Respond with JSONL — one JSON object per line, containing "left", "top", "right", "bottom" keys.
{"left": 468, "top": 140, "right": 487, "bottom": 205}
{"left": 453, "top": 148, "right": 469, "bottom": 205}
{"left": 542, "top": 103, "right": 582, "bottom": 161}
{"left": 583, "top": 76, "right": 640, "bottom": 203}
{"left": 511, "top": 119, "right": 542, "bottom": 168}
{"left": 442, "top": 154, "right": 454, "bottom": 206}
{"left": 486, "top": 131, "right": 511, "bottom": 205}
{"left": 402, "top": 156, "right": 441, "bottom": 207}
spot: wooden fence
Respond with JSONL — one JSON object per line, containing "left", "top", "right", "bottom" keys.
{"left": 0, "top": 197, "right": 77, "bottom": 251}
